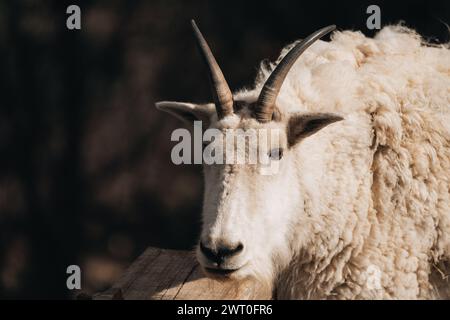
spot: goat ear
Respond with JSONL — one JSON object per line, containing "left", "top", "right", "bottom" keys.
{"left": 155, "top": 101, "right": 215, "bottom": 126}
{"left": 288, "top": 113, "right": 344, "bottom": 146}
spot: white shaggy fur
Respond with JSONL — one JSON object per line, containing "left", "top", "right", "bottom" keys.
{"left": 157, "top": 25, "right": 450, "bottom": 299}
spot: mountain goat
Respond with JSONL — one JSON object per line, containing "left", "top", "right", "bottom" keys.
{"left": 156, "top": 20, "right": 450, "bottom": 299}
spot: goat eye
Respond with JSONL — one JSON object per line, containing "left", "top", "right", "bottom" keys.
{"left": 268, "top": 148, "right": 283, "bottom": 160}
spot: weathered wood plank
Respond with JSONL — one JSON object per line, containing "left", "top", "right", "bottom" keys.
{"left": 94, "top": 247, "right": 271, "bottom": 300}
{"left": 173, "top": 266, "right": 269, "bottom": 299}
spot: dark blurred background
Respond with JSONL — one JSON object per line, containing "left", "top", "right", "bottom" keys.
{"left": 0, "top": 0, "right": 448, "bottom": 299}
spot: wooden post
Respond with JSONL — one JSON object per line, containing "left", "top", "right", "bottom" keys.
{"left": 93, "top": 247, "right": 272, "bottom": 300}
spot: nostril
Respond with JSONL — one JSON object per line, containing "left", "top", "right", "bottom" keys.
{"left": 218, "top": 242, "right": 244, "bottom": 258}
{"left": 232, "top": 243, "right": 244, "bottom": 254}
{"left": 200, "top": 242, "right": 217, "bottom": 262}
{"left": 200, "top": 241, "right": 244, "bottom": 264}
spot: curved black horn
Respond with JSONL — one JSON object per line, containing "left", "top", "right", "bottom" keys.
{"left": 256, "top": 25, "right": 336, "bottom": 122}
{"left": 191, "top": 20, "right": 234, "bottom": 119}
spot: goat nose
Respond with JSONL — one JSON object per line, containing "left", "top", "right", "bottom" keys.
{"left": 200, "top": 241, "right": 244, "bottom": 264}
